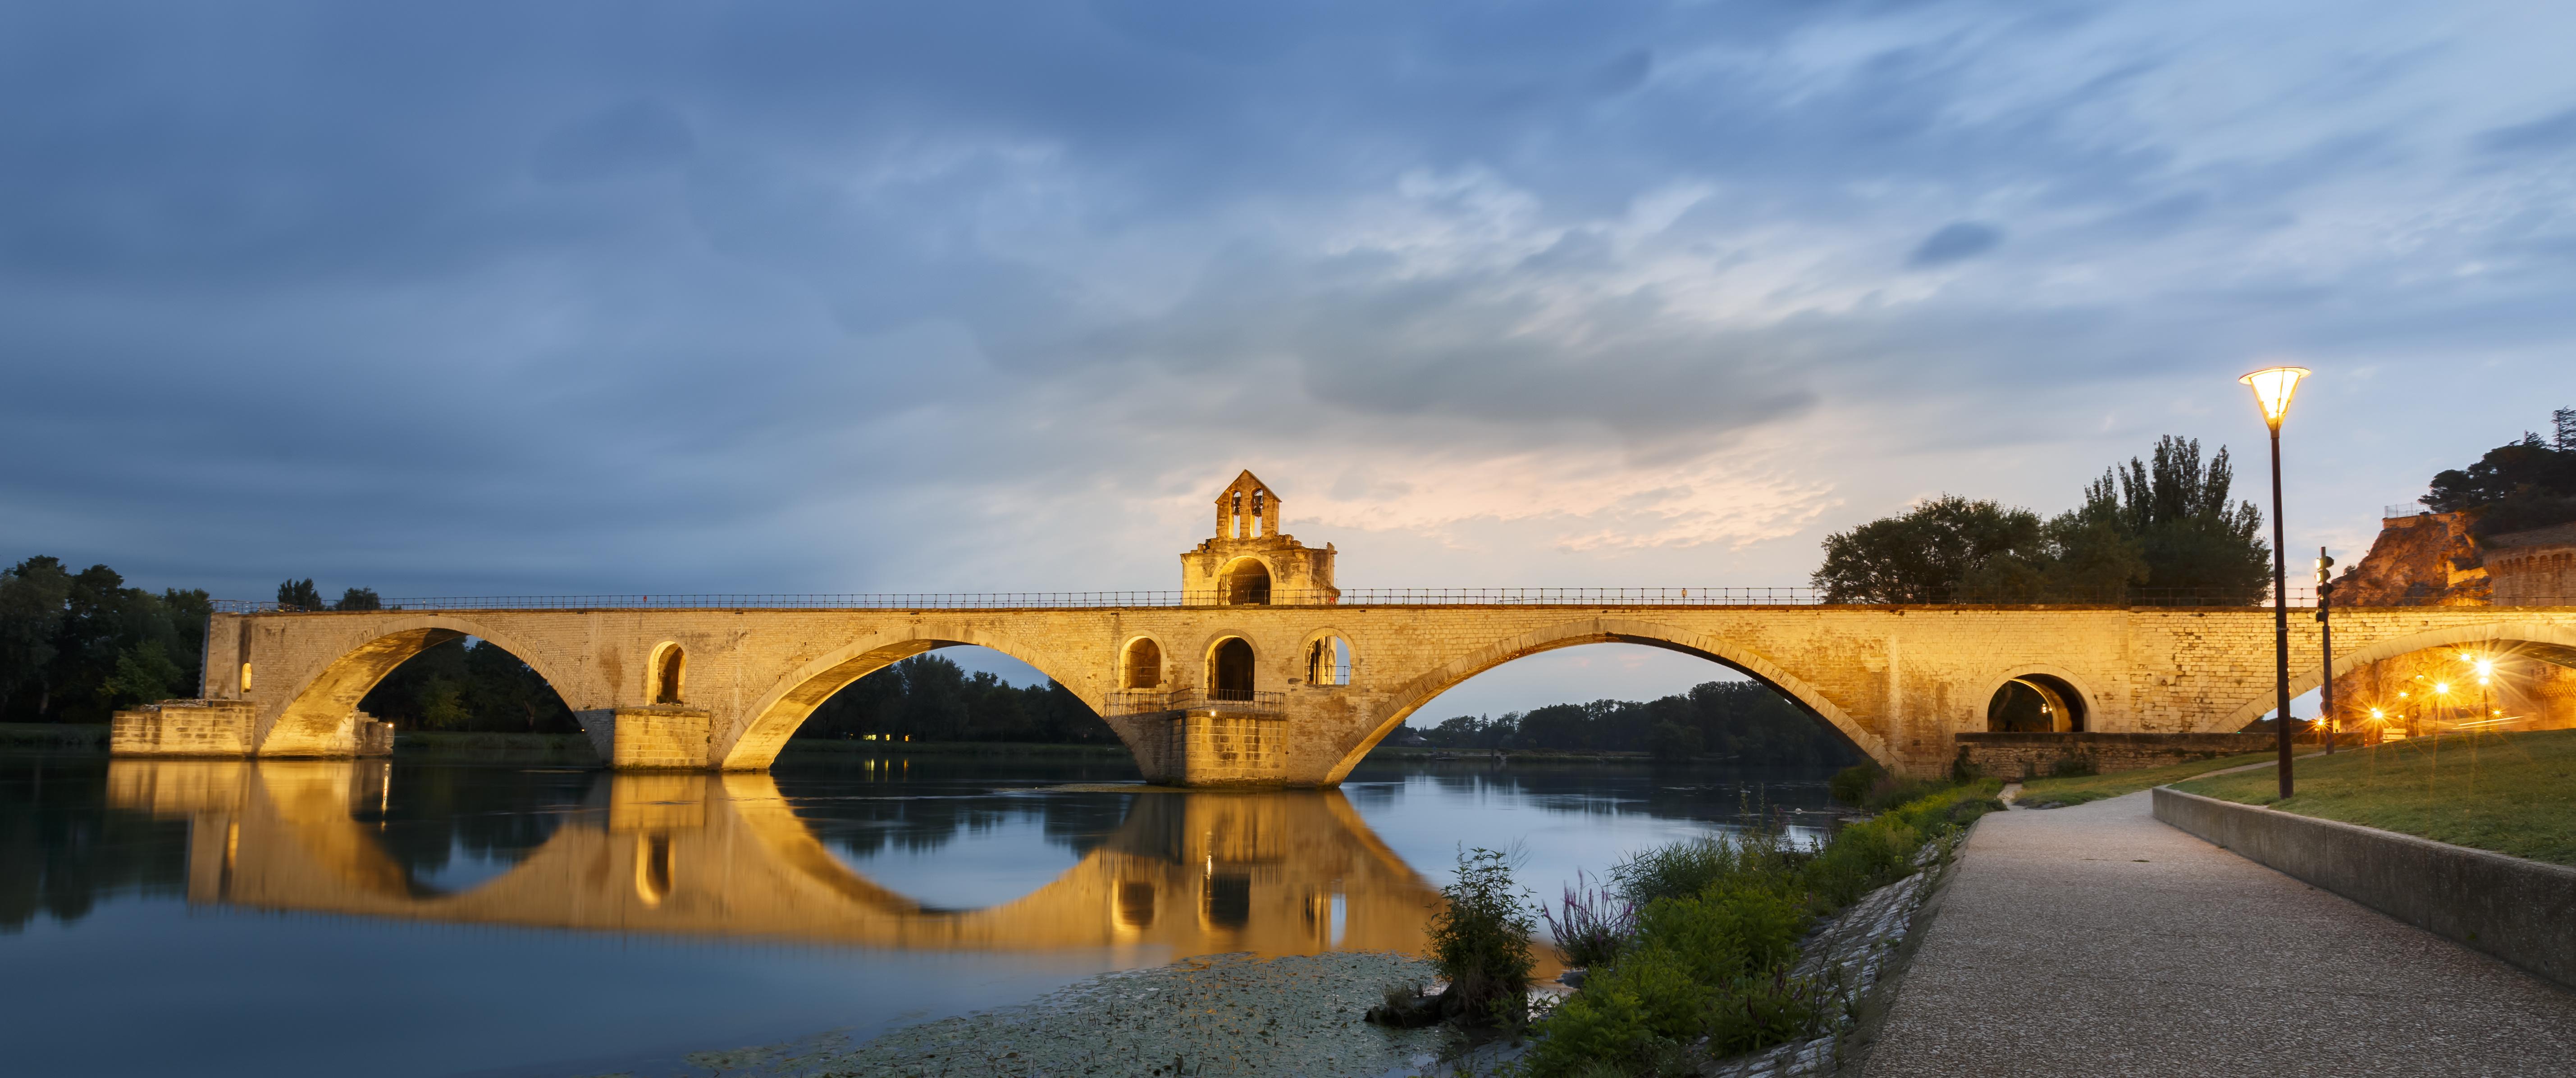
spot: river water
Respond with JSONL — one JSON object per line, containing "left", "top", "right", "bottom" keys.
{"left": 0, "top": 751, "right": 1835, "bottom": 1077}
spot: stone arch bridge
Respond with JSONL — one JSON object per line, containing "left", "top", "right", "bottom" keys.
{"left": 113, "top": 596, "right": 2576, "bottom": 783}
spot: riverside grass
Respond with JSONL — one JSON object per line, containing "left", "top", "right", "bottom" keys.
{"left": 2174, "top": 727, "right": 2576, "bottom": 866}
{"left": 2012, "top": 751, "right": 2276, "bottom": 808}
{"left": 1523, "top": 781, "right": 2002, "bottom": 1077}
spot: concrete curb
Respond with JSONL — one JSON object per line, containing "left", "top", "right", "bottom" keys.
{"left": 2152, "top": 786, "right": 2576, "bottom": 990}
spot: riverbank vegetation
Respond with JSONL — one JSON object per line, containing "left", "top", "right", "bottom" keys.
{"left": 2011, "top": 751, "right": 2275, "bottom": 808}
{"left": 1514, "top": 781, "right": 2002, "bottom": 1076}
{"left": 2174, "top": 729, "right": 2576, "bottom": 866}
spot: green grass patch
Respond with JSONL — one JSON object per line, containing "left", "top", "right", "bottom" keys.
{"left": 2173, "top": 728, "right": 2576, "bottom": 866}
{"left": 2014, "top": 751, "right": 2276, "bottom": 808}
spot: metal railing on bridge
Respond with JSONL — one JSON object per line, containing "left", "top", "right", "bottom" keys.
{"left": 208, "top": 586, "right": 2576, "bottom": 615}
{"left": 1102, "top": 689, "right": 1285, "bottom": 718}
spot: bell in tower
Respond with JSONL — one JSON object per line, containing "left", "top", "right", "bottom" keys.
{"left": 1180, "top": 470, "right": 1339, "bottom": 605}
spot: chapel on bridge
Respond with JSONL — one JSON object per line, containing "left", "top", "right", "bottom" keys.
{"left": 1179, "top": 470, "right": 1338, "bottom": 605}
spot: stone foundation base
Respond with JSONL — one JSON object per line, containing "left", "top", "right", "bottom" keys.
{"left": 1137, "top": 711, "right": 1293, "bottom": 786}
{"left": 112, "top": 700, "right": 258, "bottom": 756}
{"left": 577, "top": 706, "right": 717, "bottom": 768}
{"left": 1956, "top": 732, "right": 2315, "bottom": 779}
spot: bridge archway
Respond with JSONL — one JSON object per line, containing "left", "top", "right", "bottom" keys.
{"left": 2215, "top": 621, "right": 2576, "bottom": 730}
{"left": 264, "top": 616, "right": 595, "bottom": 755}
{"left": 1121, "top": 636, "right": 1165, "bottom": 689}
{"left": 1325, "top": 617, "right": 1895, "bottom": 783}
{"left": 1208, "top": 636, "right": 1257, "bottom": 699}
{"left": 1221, "top": 558, "right": 1272, "bottom": 605}
{"left": 1987, "top": 667, "right": 2093, "bottom": 732}
{"left": 722, "top": 625, "right": 1099, "bottom": 769}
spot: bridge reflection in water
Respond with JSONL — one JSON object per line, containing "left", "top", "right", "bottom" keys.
{"left": 104, "top": 759, "right": 1442, "bottom": 956}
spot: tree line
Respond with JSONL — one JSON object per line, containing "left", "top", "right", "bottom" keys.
{"left": 1411, "top": 680, "right": 1861, "bottom": 768}
{"left": 0, "top": 557, "right": 211, "bottom": 723}
{"left": 795, "top": 653, "right": 1121, "bottom": 745}
{"left": 1809, "top": 435, "right": 2271, "bottom": 604}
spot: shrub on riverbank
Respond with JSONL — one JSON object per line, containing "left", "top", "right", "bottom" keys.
{"left": 1828, "top": 763, "right": 1956, "bottom": 813}
{"left": 1525, "top": 781, "right": 2001, "bottom": 1076}
{"left": 1430, "top": 846, "right": 1540, "bottom": 1028}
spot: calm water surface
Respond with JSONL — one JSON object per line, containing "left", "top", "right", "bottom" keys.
{"left": 0, "top": 752, "right": 1834, "bottom": 1078}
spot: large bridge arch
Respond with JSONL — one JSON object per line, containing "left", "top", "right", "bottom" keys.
{"left": 260, "top": 615, "right": 599, "bottom": 756}
{"left": 718, "top": 623, "right": 1105, "bottom": 769}
{"left": 2214, "top": 619, "right": 2576, "bottom": 730}
{"left": 1323, "top": 617, "right": 1896, "bottom": 783}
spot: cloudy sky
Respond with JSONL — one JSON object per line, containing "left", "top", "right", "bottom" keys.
{"left": 5, "top": 1, "right": 2572, "bottom": 713}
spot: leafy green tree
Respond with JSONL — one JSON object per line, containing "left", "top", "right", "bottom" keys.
{"left": 277, "top": 578, "right": 324, "bottom": 611}
{"left": 0, "top": 557, "right": 73, "bottom": 718}
{"left": 100, "top": 641, "right": 183, "bottom": 709}
{"left": 2423, "top": 431, "right": 2576, "bottom": 537}
{"left": 46, "top": 565, "right": 195, "bottom": 722}
{"left": 334, "top": 587, "right": 382, "bottom": 611}
{"left": 2090, "top": 436, "right": 2269, "bottom": 598}
{"left": 1813, "top": 495, "right": 2046, "bottom": 603}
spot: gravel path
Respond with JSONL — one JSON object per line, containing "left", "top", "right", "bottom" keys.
{"left": 656, "top": 952, "right": 1447, "bottom": 1078}
{"left": 1863, "top": 790, "right": 2576, "bottom": 1077}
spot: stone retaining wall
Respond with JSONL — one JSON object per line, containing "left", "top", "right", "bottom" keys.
{"left": 2152, "top": 787, "right": 2576, "bottom": 990}
{"left": 1956, "top": 732, "right": 2293, "bottom": 778}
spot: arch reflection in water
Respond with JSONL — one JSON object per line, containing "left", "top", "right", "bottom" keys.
{"left": 102, "top": 759, "right": 1439, "bottom": 956}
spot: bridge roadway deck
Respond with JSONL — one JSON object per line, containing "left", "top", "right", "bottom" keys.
{"left": 1863, "top": 790, "right": 2576, "bottom": 1077}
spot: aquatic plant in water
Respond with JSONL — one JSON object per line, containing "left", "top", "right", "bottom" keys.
{"left": 1537, "top": 869, "right": 1635, "bottom": 970}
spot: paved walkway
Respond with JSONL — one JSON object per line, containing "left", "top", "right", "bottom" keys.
{"left": 1863, "top": 790, "right": 2576, "bottom": 1078}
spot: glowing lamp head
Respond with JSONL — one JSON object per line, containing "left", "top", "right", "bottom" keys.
{"left": 2475, "top": 658, "right": 2494, "bottom": 676}
{"left": 2434, "top": 683, "right": 2450, "bottom": 695}
{"left": 2238, "top": 366, "right": 2310, "bottom": 429}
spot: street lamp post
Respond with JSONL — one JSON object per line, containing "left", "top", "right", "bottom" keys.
{"left": 2241, "top": 365, "right": 2310, "bottom": 801}
{"left": 2317, "top": 548, "right": 2336, "bottom": 755}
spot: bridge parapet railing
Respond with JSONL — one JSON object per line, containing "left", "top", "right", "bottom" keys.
{"left": 1102, "top": 690, "right": 1284, "bottom": 717}
{"left": 210, "top": 586, "right": 2576, "bottom": 614}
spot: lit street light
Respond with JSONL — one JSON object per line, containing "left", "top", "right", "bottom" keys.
{"left": 2241, "top": 365, "right": 2309, "bottom": 800}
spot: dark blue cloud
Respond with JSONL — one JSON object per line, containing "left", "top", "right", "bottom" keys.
{"left": 2475, "top": 106, "right": 2576, "bottom": 156}
{"left": 1909, "top": 221, "right": 2004, "bottom": 266}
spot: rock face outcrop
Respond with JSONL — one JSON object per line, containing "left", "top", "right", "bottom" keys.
{"left": 2337, "top": 511, "right": 2489, "bottom": 606}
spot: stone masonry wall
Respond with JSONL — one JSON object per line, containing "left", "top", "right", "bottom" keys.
{"left": 1956, "top": 732, "right": 2296, "bottom": 779}
{"left": 112, "top": 700, "right": 257, "bottom": 756}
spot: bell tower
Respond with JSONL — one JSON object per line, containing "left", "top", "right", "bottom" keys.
{"left": 1180, "top": 470, "right": 1339, "bottom": 604}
